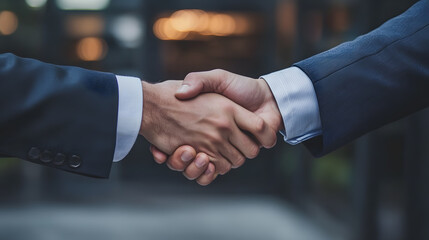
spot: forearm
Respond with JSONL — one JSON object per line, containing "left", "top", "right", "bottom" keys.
{"left": 0, "top": 53, "right": 119, "bottom": 177}
{"left": 295, "top": 0, "right": 429, "bottom": 156}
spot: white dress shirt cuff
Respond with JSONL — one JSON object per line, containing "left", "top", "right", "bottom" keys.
{"left": 113, "top": 76, "right": 142, "bottom": 162}
{"left": 261, "top": 67, "right": 322, "bottom": 145}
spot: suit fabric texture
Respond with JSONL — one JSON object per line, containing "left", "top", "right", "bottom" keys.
{"left": 0, "top": 53, "right": 119, "bottom": 178}
{"left": 296, "top": 0, "right": 429, "bottom": 157}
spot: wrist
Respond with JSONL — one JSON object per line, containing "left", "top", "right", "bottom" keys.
{"left": 140, "top": 81, "right": 158, "bottom": 136}
{"left": 258, "top": 78, "right": 284, "bottom": 132}
{"left": 270, "top": 100, "right": 284, "bottom": 132}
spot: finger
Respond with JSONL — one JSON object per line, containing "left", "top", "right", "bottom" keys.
{"left": 150, "top": 145, "right": 168, "bottom": 164}
{"left": 234, "top": 107, "right": 277, "bottom": 148}
{"left": 165, "top": 145, "right": 197, "bottom": 171}
{"left": 218, "top": 143, "right": 245, "bottom": 170}
{"left": 229, "top": 125, "right": 260, "bottom": 160}
{"left": 183, "top": 153, "right": 210, "bottom": 180}
{"left": 175, "top": 69, "right": 231, "bottom": 100}
{"left": 196, "top": 163, "right": 217, "bottom": 186}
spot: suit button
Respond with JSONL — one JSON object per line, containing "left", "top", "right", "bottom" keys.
{"left": 69, "top": 155, "right": 81, "bottom": 168}
{"left": 53, "top": 153, "right": 66, "bottom": 166}
{"left": 40, "top": 150, "right": 53, "bottom": 163}
{"left": 28, "top": 147, "right": 41, "bottom": 161}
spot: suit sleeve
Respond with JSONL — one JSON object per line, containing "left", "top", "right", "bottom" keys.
{"left": 0, "top": 53, "right": 119, "bottom": 178}
{"left": 294, "top": 0, "right": 429, "bottom": 157}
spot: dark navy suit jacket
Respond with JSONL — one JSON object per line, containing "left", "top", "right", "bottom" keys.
{"left": 0, "top": 53, "right": 119, "bottom": 178}
{"left": 296, "top": 0, "right": 429, "bottom": 157}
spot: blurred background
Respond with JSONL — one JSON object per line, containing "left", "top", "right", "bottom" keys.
{"left": 0, "top": 0, "right": 427, "bottom": 239}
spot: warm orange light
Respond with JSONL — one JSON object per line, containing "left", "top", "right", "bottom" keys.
{"left": 169, "top": 9, "right": 211, "bottom": 33}
{"left": 153, "top": 17, "right": 188, "bottom": 40}
{"left": 0, "top": 11, "right": 18, "bottom": 35}
{"left": 193, "top": 10, "right": 210, "bottom": 32}
{"left": 208, "top": 14, "right": 236, "bottom": 36}
{"left": 76, "top": 37, "right": 107, "bottom": 61}
{"left": 233, "top": 15, "right": 251, "bottom": 34}
{"left": 153, "top": 10, "right": 252, "bottom": 41}
{"left": 170, "top": 10, "right": 198, "bottom": 32}
{"left": 153, "top": 18, "right": 168, "bottom": 40}
{"left": 66, "top": 15, "right": 105, "bottom": 37}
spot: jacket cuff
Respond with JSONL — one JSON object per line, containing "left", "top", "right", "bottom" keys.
{"left": 261, "top": 67, "right": 322, "bottom": 145}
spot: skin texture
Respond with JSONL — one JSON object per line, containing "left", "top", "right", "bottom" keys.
{"left": 150, "top": 145, "right": 216, "bottom": 185}
{"left": 151, "top": 70, "right": 283, "bottom": 185}
{"left": 140, "top": 80, "right": 277, "bottom": 175}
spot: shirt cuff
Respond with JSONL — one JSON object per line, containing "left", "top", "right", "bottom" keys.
{"left": 113, "top": 75, "right": 143, "bottom": 162}
{"left": 261, "top": 67, "right": 322, "bottom": 145}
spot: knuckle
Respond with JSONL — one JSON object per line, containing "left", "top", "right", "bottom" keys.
{"left": 197, "top": 179, "right": 210, "bottom": 186}
{"left": 247, "top": 145, "right": 260, "bottom": 159}
{"left": 166, "top": 162, "right": 178, "bottom": 171}
{"left": 219, "top": 163, "right": 232, "bottom": 175}
{"left": 209, "top": 132, "right": 223, "bottom": 145}
{"left": 184, "top": 72, "right": 198, "bottom": 81}
{"left": 266, "top": 130, "right": 278, "bottom": 148}
{"left": 183, "top": 172, "right": 196, "bottom": 181}
{"left": 211, "top": 69, "right": 225, "bottom": 75}
{"left": 189, "top": 172, "right": 200, "bottom": 180}
{"left": 186, "top": 167, "right": 203, "bottom": 180}
{"left": 254, "top": 117, "right": 265, "bottom": 133}
{"left": 211, "top": 69, "right": 229, "bottom": 82}
{"left": 216, "top": 118, "right": 232, "bottom": 131}
{"left": 168, "top": 160, "right": 184, "bottom": 171}
{"left": 233, "top": 156, "right": 246, "bottom": 168}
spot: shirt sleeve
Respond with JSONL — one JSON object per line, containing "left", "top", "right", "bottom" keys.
{"left": 261, "top": 67, "right": 322, "bottom": 145}
{"left": 113, "top": 75, "right": 143, "bottom": 162}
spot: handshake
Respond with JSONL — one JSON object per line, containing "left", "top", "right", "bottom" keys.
{"left": 2, "top": 0, "right": 426, "bottom": 183}
{"left": 2, "top": 3, "right": 422, "bottom": 182}
{"left": 139, "top": 69, "right": 283, "bottom": 186}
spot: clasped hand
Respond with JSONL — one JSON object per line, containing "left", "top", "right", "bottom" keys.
{"left": 140, "top": 70, "right": 283, "bottom": 186}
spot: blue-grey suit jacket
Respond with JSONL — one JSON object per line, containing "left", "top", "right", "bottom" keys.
{"left": 296, "top": 0, "right": 429, "bottom": 157}
{"left": 0, "top": 53, "right": 118, "bottom": 178}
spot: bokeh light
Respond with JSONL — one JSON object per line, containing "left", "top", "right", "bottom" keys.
{"left": 207, "top": 14, "right": 236, "bottom": 36}
{"left": 25, "top": 0, "right": 47, "bottom": 8}
{"left": 153, "top": 10, "right": 251, "bottom": 41}
{"left": 111, "top": 15, "right": 144, "bottom": 48}
{"left": 153, "top": 18, "right": 188, "bottom": 40}
{"left": 66, "top": 15, "right": 105, "bottom": 37}
{"left": 76, "top": 37, "right": 107, "bottom": 61}
{"left": 0, "top": 11, "right": 18, "bottom": 36}
{"left": 170, "top": 10, "right": 204, "bottom": 32}
{"left": 56, "top": 0, "right": 110, "bottom": 10}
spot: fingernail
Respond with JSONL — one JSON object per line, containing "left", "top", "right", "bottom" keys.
{"left": 181, "top": 151, "right": 193, "bottom": 162}
{"left": 176, "top": 84, "right": 190, "bottom": 94}
{"left": 195, "top": 156, "right": 207, "bottom": 168}
{"left": 204, "top": 167, "right": 213, "bottom": 175}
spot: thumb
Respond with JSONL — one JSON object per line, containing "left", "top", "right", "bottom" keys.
{"left": 150, "top": 145, "right": 168, "bottom": 164}
{"left": 175, "top": 69, "right": 230, "bottom": 100}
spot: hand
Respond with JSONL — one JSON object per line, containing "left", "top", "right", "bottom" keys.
{"left": 151, "top": 70, "right": 283, "bottom": 185}
{"left": 177, "top": 70, "right": 283, "bottom": 132}
{"left": 151, "top": 145, "right": 217, "bottom": 186}
{"left": 140, "top": 80, "right": 276, "bottom": 174}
